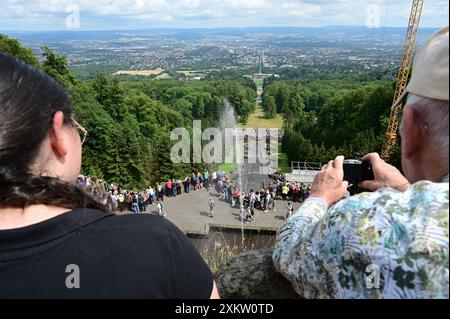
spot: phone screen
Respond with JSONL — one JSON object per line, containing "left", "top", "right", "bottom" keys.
{"left": 343, "top": 160, "right": 374, "bottom": 184}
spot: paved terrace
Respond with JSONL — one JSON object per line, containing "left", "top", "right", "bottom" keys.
{"left": 119, "top": 187, "right": 302, "bottom": 236}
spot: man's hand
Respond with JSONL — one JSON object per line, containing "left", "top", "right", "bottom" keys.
{"left": 310, "top": 156, "right": 349, "bottom": 207}
{"left": 359, "top": 153, "right": 411, "bottom": 192}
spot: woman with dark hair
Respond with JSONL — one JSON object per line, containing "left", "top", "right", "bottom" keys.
{"left": 0, "top": 53, "right": 219, "bottom": 299}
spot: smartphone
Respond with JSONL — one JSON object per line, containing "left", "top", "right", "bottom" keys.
{"left": 343, "top": 160, "right": 374, "bottom": 185}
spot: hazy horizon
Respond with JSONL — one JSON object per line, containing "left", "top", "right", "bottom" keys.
{"left": 1, "top": 25, "right": 444, "bottom": 34}
{"left": 0, "top": 0, "right": 448, "bottom": 32}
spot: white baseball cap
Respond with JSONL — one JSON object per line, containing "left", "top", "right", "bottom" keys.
{"left": 394, "top": 26, "right": 449, "bottom": 106}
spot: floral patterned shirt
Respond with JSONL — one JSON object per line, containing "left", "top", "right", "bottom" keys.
{"left": 273, "top": 176, "right": 449, "bottom": 299}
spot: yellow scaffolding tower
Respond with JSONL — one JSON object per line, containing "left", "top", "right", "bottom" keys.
{"left": 381, "top": 0, "right": 424, "bottom": 161}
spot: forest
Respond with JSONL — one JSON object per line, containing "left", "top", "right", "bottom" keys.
{"left": 1, "top": 34, "right": 402, "bottom": 190}
{"left": 261, "top": 75, "right": 402, "bottom": 169}
{"left": 0, "top": 34, "right": 256, "bottom": 189}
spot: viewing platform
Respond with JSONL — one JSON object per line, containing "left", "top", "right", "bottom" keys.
{"left": 118, "top": 187, "right": 302, "bottom": 237}
{"left": 285, "top": 161, "right": 321, "bottom": 183}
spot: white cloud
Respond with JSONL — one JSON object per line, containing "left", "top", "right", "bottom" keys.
{"left": 225, "top": 0, "right": 266, "bottom": 10}
{"left": 175, "top": 0, "right": 201, "bottom": 8}
{"left": 281, "top": 2, "right": 321, "bottom": 17}
{"left": 0, "top": 0, "right": 448, "bottom": 30}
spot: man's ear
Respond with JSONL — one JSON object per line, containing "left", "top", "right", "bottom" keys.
{"left": 402, "top": 106, "right": 425, "bottom": 160}
{"left": 50, "top": 111, "right": 69, "bottom": 157}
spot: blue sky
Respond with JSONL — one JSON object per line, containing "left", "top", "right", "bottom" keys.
{"left": 0, "top": 0, "right": 448, "bottom": 31}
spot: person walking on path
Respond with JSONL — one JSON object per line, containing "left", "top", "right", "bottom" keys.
{"left": 132, "top": 193, "right": 140, "bottom": 214}
{"left": 158, "top": 183, "right": 164, "bottom": 202}
{"left": 204, "top": 170, "right": 210, "bottom": 190}
{"left": 209, "top": 197, "right": 215, "bottom": 218}
{"left": 245, "top": 206, "right": 255, "bottom": 224}
{"left": 285, "top": 202, "right": 294, "bottom": 220}
{"left": 176, "top": 179, "right": 182, "bottom": 195}
{"left": 184, "top": 176, "right": 191, "bottom": 193}
{"left": 156, "top": 199, "right": 167, "bottom": 217}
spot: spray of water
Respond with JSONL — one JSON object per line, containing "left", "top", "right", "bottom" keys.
{"left": 218, "top": 100, "right": 246, "bottom": 245}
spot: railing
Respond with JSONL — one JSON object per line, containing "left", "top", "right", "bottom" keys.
{"left": 291, "top": 161, "right": 322, "bottom": 172}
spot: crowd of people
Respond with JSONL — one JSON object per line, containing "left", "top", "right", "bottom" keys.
{"left": 76, "top": 171, "right": 214, "bottom": 216}
{"left": 214, "top": 175, "right": 313, "bottom": 223}
{"left": 76, "top": 175, "right": 109, "bottom": 199}
{"left": 76, "top": 170, "right": 312, "bottom": 221}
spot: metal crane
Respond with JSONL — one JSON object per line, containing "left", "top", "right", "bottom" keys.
{"left": 381, "top": 0, "right": 424, "bottom": 161}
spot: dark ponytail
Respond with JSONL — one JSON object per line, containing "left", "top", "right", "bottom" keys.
{"left": 0, "top": 52, "right": 106, "bottom": 211}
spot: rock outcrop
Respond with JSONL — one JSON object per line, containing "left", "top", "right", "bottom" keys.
{"left": 215, "top": 248, "right": 301, "bottom": 299}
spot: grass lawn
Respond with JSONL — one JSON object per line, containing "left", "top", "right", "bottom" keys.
{"left": 218, "top": 162, "right": 237, "bottom": 174}
{"left": 231, "top": 80, "right": 287, "bottom": 174}
{"left": 275, "top": 149, "right": 291, "bottom": 174}
{"left": 238, "top": 107, "right": 283, "bottom": 129}
{"left": 238, "top": 80, "right": 283, "bottom": 129}
{"left": 218, "top": 144, "right": 237, "bottom": 173}
{"left": 254, "top": 79, "right": 264, "bottom": 90}
{"left": 218, "top": 145, "right": 290, "bottom": 174}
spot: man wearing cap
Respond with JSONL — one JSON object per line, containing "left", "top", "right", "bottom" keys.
{"left": 273, "top": 27, "right": 449, "bottom": 299}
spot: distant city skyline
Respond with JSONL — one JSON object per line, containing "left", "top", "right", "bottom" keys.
{"left": 0, "top": 0, "right": 448, "bottom": 32}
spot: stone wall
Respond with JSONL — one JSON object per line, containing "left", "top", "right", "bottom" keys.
{"left": 215, "top": 248, "right": 301, "bottom": 299}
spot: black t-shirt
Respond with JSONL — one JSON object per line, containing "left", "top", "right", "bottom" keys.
{"left": 0, "top": 209, "right": 213, "bottom": 299}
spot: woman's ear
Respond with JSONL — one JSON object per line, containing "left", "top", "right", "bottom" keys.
{"left": 50, "top": 111, "right": 69, "bottom": 157}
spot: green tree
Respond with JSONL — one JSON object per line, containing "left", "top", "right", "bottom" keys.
{"left": 263, "top": 96, "right": 277, "bottom": 119}
{"left": 0, "top": 34, "right": 39, "bottom": 66}
{"left": 41, "top": 46, "right": 75, "bottom": 88}
{"left": 92, "top": 74, "right": 124, "bottom": 122}
{"left": 275, "top": 84, "right": 289, "bottom": 113}
{"left": 193, "top": 95, "right": 205, "bottom": 119}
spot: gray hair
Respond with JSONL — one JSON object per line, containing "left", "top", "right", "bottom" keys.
{"left": 401, "top": 94, "right": 449, "bottom": 160}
